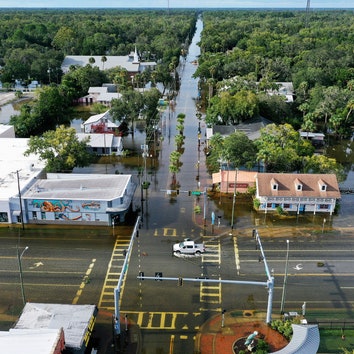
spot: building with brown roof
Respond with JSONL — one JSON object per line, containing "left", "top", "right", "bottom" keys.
{"left": 212, "top": 170, "right": 257, "bottom": 194}
{"left": 255, "top": 173, "right": 340, "bottom": 215}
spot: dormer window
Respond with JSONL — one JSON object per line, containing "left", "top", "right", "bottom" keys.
{"left": 294, "top": 178, "right": 303, "bottom": 191}
{"left": 271, "top": 178, "right": 278, "bottom": 191}
{"left": 318, "top": 179, "right": 327, "bottom": 192}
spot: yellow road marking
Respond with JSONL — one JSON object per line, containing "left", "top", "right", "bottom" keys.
{"left": 72, "top": 258, "right": 96, "bottom": 304}
{"left": 163, "top": 228, "right": 177, "bottom": 237}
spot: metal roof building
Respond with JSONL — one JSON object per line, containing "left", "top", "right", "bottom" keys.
{"left": 12, "top": 303, "right": 98, "bottom": 354}
{"left": 21, "top": 173, "right": 136, "bottom": 226}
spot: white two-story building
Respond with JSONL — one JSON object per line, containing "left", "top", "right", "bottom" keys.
{"left": 255, "top": 173, "right": 340, "bottom": 215}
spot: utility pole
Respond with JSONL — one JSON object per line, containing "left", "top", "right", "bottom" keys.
{"left": 17, "top": 246, "right": 29, "bottom": 305}
{"left": 16, "top": 170, "right": 25, "bottom": 230}
{"left": 280, "top": 240, "right": 290, "bottom": 314}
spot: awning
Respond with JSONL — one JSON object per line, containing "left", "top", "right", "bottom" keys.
{"left": 12, "top": 210, "right": 21, "bottom": 216}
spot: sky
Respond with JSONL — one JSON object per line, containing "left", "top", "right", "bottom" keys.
{"left": 0, "top": 0, "right": 352, "bottom": 8}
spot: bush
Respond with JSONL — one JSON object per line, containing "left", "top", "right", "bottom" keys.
{"left": 270, "top": 319, "right": 293, "bottom": 340}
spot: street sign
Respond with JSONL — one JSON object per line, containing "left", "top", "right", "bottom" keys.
{"left": 191, "top": 191, "right": 201, "bottom": 196}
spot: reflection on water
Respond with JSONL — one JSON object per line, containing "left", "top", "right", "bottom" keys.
{"left": 0, "top": 103, "right": 19, "bottom": 124}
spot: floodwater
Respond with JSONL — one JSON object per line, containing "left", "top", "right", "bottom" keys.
{"left": 0, "top": 101, "right": 19, "bottom": 124}
{"left": 1, "top": 17, "right": 354, "bottom": 233}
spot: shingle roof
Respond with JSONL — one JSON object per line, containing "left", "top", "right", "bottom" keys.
{"left": 257, "top": 173, "right": 340, "bottom": 199}
{"left": 271, "top": 324, "right": 320, "bottom": 354}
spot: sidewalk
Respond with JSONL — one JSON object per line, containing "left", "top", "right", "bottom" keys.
{"left": 93, "top": 310, "right": 141, "bottom": 354}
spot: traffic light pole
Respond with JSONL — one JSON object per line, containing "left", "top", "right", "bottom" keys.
{"left": 114, "top": 216, "right": 141, "bottom": 335}
{"left": 138, "top": 229, "right": 274, "bottom": 324}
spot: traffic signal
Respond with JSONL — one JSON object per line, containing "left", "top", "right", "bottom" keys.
{"left": 188, "top": 191, "right": 191, "bottom": 196}
{"left": 177, "top": 189, "right": 179, "bottom": 195}
{"left": 155, "top": 272, "right": 163, "bottom": 281}
{"left": 139, "top": 271, "right": 144, "bottom": 280}
{"left": 178, "top": 277, "right": 183, "bottom": 286}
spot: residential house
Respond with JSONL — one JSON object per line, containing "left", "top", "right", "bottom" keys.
{"left": 78, "top": 86, "right": 122, "bottom": 105}
{"left": 81, "top": 111, "right": 118, "bottom": 134}
{"left": 255, "top": 173, "right": 340, "bottom": 214}
{"left": 206, "top": 116, "right": 272, "bottom": 148}
{"left": 266, "top": 82, "right": 294, "bottom": 103}
{"left": 77, "top": 133, "right": 123, "bottom": 155}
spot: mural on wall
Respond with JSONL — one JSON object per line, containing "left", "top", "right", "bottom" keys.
{"left": 30, "top": 200, "right": 104, "bottom": 221}
{"left": 32, "top": 200, "right": 80, "bottom": 212}
{"left": 58, "top": 213, "right": 82, "bottom": 221}
{"left": 82, "top": 201, "right": 101, "bottom": 210}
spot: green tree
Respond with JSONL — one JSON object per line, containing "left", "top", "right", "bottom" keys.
{"left": 52, "top": 26, "right": 77, "bottom": 55}
{"left": 110, "top": 89, "right": 145, "bottom": 133}
{"left": 206, "top": 89, "right": 258, "bottom": 126}
{"left": 10, "top": 85, "right": 72, "bottom": 137}
{"left": 206, "top": 132, "right": 257, "bottom": 172}
{"left": 24, "top": 126, "right": 92, "bottom": 172}
{"left": 303, "top": 154, "right": 345, "bottom": 181}
{"left": 255, "top": 123, "right": 314, "bottom": 172}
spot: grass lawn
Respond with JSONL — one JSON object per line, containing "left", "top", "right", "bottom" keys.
{"left": 319, "top": 329, "right": 354, "bottom": 353}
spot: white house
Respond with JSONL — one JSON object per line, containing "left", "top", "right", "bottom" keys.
{"left": 79, "top": 86, "right": 122, "bottom": 105}
{"left": 256, "top": 173, "right": 340, "bottom": 215}
{"left": 77, "top": 133, "right": 123, "bottom": 156}
{"left": 81, "top": 111, "right": 118, "bottom": 134}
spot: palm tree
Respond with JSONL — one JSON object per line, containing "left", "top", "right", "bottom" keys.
{"left": 101, "top": 56, "right": 107, "bottom": 70}
{"left": 88, "top": 57, "right": 95, "bottom": 66}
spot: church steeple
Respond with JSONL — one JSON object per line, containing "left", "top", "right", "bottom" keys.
{"left": 133, "top": 46, "right": 139, "bottom": 64}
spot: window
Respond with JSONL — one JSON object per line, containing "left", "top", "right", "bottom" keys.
{"left": 297, "top": 184, "right": 302, "bottom": 191}
{"left": 319, "top": 204, "right": 328, "bottom": 209}
{"left": 41, "top": 212, "right": 46, "bottom": 220}
{"left": 32, "top": 211, "right": 37, "bottom": 220}
{"left": 0, "top": 212, "right": 8, "bottom": 222}
{"left": 284, "top": 204, "right": 290, "bottom": 208}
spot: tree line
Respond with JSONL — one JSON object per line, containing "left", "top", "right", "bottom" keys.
{"left": 195, "top": 10, "right": 354, "bottom": 140}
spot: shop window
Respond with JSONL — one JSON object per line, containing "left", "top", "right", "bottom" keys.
{"left": 0, "top": 212, "right": 8, "bottom": 222}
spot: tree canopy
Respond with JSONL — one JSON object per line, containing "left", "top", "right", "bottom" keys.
{"left": 24, "top": 126, "right": 92, "bottom": 172}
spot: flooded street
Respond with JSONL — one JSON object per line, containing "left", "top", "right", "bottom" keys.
{"left": 1, "top": 17, "right": 354, "bottom": 235}
{"left": 73, "top": 17, "right": 354, "bottom": 235}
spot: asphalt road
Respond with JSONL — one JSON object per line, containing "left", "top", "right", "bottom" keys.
{"left": 1, "top": 16, "right": 354, "bottom": 354}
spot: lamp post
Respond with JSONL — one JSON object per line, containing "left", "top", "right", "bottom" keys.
{"left": 17, "top": 246, "right": 29, "bottom": 305}
{"left": 16, "top": 170, "right": 24, "bottom": 230}
{"left": 230, "top": 169, "right": 237, "bottom": 231}
{"left": 280, "top": 240, "right": 290, "bottom": 314}
{"left": 322, "top": 218, "right": 326, "bottom": 234}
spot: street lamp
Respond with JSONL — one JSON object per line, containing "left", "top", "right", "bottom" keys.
{"left": 231, "top": 169, "right": 237, "bottom": 231}
{"left": 16, "top": 170, "right": 25, "bottom": 230}
{"left": 280, "top": 240, "right": 290, "bottom": 314}
{"left": 18, "top": 246, "right": 29, "bottom": 305}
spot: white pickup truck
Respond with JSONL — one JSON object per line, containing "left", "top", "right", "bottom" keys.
{"left": 173, "top": 240, "right": 205, "bottom": 255}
